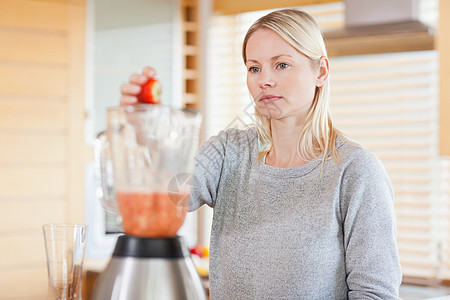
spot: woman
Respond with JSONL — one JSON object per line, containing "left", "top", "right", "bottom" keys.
{"left": 121, "top": 9, "right": 402, "bottom": 300}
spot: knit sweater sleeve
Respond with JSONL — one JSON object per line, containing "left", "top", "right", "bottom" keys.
{"left": 340, "top": 150, "right": 402, "bottom": 299}
{"left": 188, "top": 130, "right": 228, "bottom": 211}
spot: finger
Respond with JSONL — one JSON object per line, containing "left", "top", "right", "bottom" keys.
{"left": 120, "top": 95, "right": 138, "bottom": 106}
{"left": 142, "top": 66, "right": 157, "bottom": 78}
{"left": 120, "top": 83, "right": 141, "bottom": 96}
{"left": 129, "top": 73, "right": 148, "bottom": 85}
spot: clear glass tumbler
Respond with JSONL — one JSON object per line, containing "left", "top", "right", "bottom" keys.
{"left": 43, "top": 224, "right": 88, "bottom": 300}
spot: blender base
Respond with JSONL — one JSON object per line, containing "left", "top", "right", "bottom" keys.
{"left": 91, "top": 235, "right": 207, "bottom": 300}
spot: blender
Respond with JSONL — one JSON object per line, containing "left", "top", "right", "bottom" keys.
{"left": 91, "top": 104, "right": 206, "bottom": 300}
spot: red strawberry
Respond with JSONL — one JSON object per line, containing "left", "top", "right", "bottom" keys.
{"left": 189, "top": 245, "right": 209, "bottom": 258}
{"left": 138, "top": 79, "right": 161, "bottom": 104}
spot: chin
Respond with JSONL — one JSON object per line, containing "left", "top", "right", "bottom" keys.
{"left": 255, "top": 103, "right": 283, "bottom": 120}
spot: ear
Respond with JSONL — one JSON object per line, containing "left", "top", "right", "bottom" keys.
{"left": 315, "top": 56, "right": 329, "bottom": 87}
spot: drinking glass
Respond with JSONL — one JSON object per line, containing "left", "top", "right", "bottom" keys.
{"left": 43, "top": 224, "right": 88, "bottom": 300}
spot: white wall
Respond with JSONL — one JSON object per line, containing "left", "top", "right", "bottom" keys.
{"left": 84, "top": 0, "right": 198, "bottom": 259}
{"left": 93, "top": 22, "right": 176, "bottom": 135}
{"left": 89, "top": 0, "right": 179, "bottom": 139}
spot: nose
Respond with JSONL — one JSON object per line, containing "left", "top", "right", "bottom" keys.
{"left": 258, "top": 69, "right": 275, "bottom": 88}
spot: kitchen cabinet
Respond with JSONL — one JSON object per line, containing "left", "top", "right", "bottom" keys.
{"left": 0, "top": 0, "right": 86, "bottom": 298}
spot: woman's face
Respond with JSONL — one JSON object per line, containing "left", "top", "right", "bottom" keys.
{"left": 245, "top": 29, "right": 327, "bottom": 122}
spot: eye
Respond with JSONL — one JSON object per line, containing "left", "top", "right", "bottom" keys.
{"left": 249, "top": 66, "right": 261, "bottom": 73}
{"left": 276, "top": 62, "right": 289, "bottom": 70}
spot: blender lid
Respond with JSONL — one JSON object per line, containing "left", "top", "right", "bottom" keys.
{"left": 113, "top": 235, "right": 190, "bottom": 258}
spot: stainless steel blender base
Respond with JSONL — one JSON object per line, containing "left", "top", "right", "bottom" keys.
{"left": 91, "top": 235, "right": 207, "bottom": 300}
{"left": 91, "top": 256, "right": 206, "bottom": 300}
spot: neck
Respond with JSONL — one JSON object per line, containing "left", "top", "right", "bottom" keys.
{"left": 265, "top": 119, "right": 308, "bottom": 168}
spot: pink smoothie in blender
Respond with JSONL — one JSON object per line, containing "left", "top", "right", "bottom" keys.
{"left": 116, "top": 190, "right": 188, "bottom": 237}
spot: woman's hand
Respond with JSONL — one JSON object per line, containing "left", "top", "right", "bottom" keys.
{"left": 120, "top": 66, "right": 157, "bottom": 105}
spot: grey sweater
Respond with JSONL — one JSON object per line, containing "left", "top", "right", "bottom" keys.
{"left": 190, "top": 127, "right": 402, "bottom": 300}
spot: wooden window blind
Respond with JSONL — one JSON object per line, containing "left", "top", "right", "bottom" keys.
{"left": 330, "top": 50, "right": 442, "bottom": 281}
{"left": 440, "top": 159, "right": 450, "bottom": 281}
{"left": 206, "top": 0, "right": 450, "bottom": 282}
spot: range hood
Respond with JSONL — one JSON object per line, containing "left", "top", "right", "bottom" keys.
{"left": 324, "top": 0, "right": 435, "bottom": 57}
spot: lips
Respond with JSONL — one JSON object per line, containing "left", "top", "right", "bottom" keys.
{"left": 259, "top": 95, "right": 282, "bottom": 103}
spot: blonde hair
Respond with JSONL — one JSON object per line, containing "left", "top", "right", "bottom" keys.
{"left": 242, "top": 8, "right": 344, "bottom": 164}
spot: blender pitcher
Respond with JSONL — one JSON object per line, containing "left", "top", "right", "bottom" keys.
{"left": 92, "top": 104, "right": 206, "bottom": 300}
{"left": 95, "top": 104, "right": 202, "bottom": 237}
